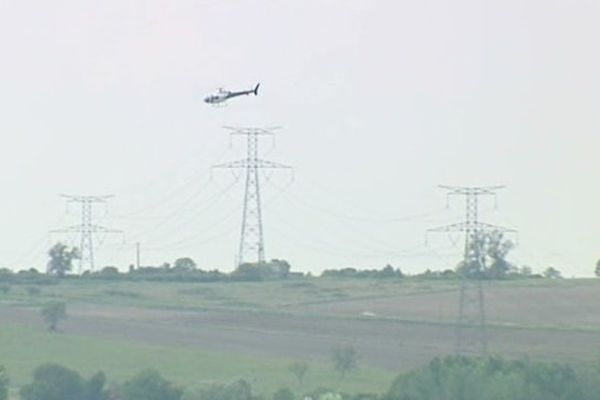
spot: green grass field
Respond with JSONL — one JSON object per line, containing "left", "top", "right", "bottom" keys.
{"left": 1, "top": 277, "right": 600, "bottom": 399}
{"left": 0, "top": 322, "right": 393, "bottom": 399}
{"left": 0, "top": 278, "right": 419, "bottom": 310}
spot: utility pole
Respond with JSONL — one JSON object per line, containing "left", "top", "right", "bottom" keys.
{"left": 213, "top": 127, "right": 292, "bottom": 266}
{"left": 136, "top": 242, "right": 141, "bottom": 269}
{"left": 52, "top": 195, "right": 122, "bottom": 274}
{"left": 427, "top": 185, "right": 515, "bottom": 355}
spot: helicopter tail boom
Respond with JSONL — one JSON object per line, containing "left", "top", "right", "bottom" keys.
{"left": 253, "top": 83, "right": 260, "bottom": 95}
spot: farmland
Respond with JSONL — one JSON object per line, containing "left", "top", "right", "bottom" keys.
{"left": 1, "top": 277, "right": 600, "bottom": 398}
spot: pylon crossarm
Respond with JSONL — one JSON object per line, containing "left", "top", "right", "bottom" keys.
{"left": 475, "top": 222, "right": 517, "bottom": 233}
{"left": 212, "top": 160, "right": 249, "bottom": 169}
{"left": 427, "top": 222, "right": 469, "bottom": 233}
{"left": 89, "top": 225, "right": 123, "bottom": 234}
{"left": 224, "top": 126, "right": 280, "bottom": 135}
{"left": 254, "top": 159, "right": 292, "bottom": 169}
{"left": 50, "top": 225, "right": 82, "bottom": 234}
{"left": 60, "top": 194, "right": 114, "bottom": 202}
{"left": 438, "top": 185, "right": 505, "bottom": 195}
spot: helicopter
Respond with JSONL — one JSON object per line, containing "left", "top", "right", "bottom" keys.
{"left": 204, "top": 83, "right": 260, "bottom": 105}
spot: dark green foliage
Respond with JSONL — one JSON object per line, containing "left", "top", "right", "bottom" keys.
{"left": 224, "top": 380, "right": 254, "bottom": 400}
{"left": 413, "top": 269, "right": 457, "bottom": 280}
{"left": 457, "top": 231, "right": 515, "bottom": 280}
{"left": 0, "top": 268, "right": 57, "bottom": 285}
{"left": 234, "top": 260, "right": 291, "bottom": 281}
{"left": 0, "top": 366, "right": 8, "bottom": 400}
{"left": 331, "top": 346, "right": 358, "bottom": 379}
{"left": 302, "top": 388, "right": 341, "bottom": 400}
{"left": 98, "top": 266, "right": 120, "bottom": 279}
{"left": 384, "top": 356, "right": 585, "bottom": 400}
{"left": 321, "top": 265, "right": 403, "bottom": 280}
{"left": 576, "top": 360, "right": 600, "bottom": 400}
{"left": 40, "top": 301, "right": 67, "bottom": 332}
{"left": 346, "top": 394, "right": 379, "bottom": 400}
{"left": 0, "top": 269, "right": 12, "bottom": 281}
{"left": 173, "top": 257, "right": 197, "bottom": 272}
{"left": 188, "top": 379, "right": 256, "bottom": 400}
{"left": 544, "top": 267, "right": 563, "bottom": 279}
{"left": 20, "top": 364, "right": 108, "bottom": 400}
{"left": 84, "top": 372, "right": 110, "bottom": 400}
{"left": 121, "top": 369, "right": 182, "bottom": 400}
{"left": 272, "top": 388, "right": 294, "bottom": 400}
{"left": 482, "top": 231, "right": 514, "bottom": 279}
{"left": 46, "top": 243, "right": 79, "bottom": 277}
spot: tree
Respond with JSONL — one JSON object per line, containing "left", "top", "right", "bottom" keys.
{"left": 384, "top": 356, "right": 585, "bottom": 400}
{"left": 46, "top": 243, "right": 79, "bottom": 277}
{"left": 188, "top": 380, "right": 254, "bottom": 400}
{"left": 289, "top": 360, "right": 309, "bottom": 385}
{"left": 173, "top": 257, "right": 197, "bottom": 272}
{"left": 272, "top": 388, "right": 294, "bottom": 400}
{"left": 121, "top": 369, "right": 182, "bottom": 400}
{"left": 84, "top": 372, "right": 109, "bottom": 400}
{"left": 20, "top": 364, "right": 108, "bottom": 400}
{"left": 544, "top": 267, "right": 562, "bottom": 279}
{"left": 520, "top": 266, "right": 533, "bottom": 277}
{"left": 0, "top": 366, "right": 8, "bottom": 400}
{"left": 234, "top": 259, "right": 291, "bottom": 281}
{"left": 483, "top": 231, "right": 514, "bottom": 279}
{"left": 331, "top": 346, "right": 358, "bottom": 379}
{"left": 595, "top": 259, "right": 600, "bottom": 277}
{"left": 98, "top": 266, "right": 120, "bottom": 279}
{"left": 20, "top": 364, "right": 83, "bottom": 400}
{"left": 41, "top": 301, "right": 67, "bottom": 332}
{"left": 220, "top": 379, "right": 253, "bottom": 400}
{"left": 458, "top": 231, "right": 514, "bottom": 279}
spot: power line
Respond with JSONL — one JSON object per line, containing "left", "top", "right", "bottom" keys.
{"left": 51, "top": 195, "right": 123, "bottom": 274}
{"left": 427, "top": 185, "right": 516, "bottom": 356}
{"left": 213, "top": 127, "right": 292, "bottom": 266}
{"left": 130, "top": 177, "right": 240, "bottom": 245}
{"left": 269, "top": 179, "right": 450, "bottom": 224}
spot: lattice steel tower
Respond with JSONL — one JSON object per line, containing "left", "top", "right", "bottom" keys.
{"left": 52, "top": 195, "right": 122, "bottom": 273}
{"left": 213, "top": 127, "right": 292, "bottom": 266}
{"left": 428, "top": 185, "right": 515, "bottom": 355}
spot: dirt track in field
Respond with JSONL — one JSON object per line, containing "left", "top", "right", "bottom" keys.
{"left": 2, "top": 289, "right": 600, "bottom": 372}
{"left": 289, "top": 283, "right": 600, "bottom": 330}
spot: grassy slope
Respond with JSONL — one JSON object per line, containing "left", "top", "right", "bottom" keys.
{"left": 0, "top": 278, "right": 456, "bottom": 313}
{"left": 1, "top": 277, "right": 599, "bottom": 399}
{"left": 0, "top": 323, "right": 393, "bottom": 399}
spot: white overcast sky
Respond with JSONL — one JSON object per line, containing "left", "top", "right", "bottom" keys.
{"left": 0, "top": 0, "right": 598, "bottom": 276}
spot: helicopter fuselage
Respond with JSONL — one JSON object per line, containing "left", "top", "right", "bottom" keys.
{"left": 204, "top": 83, "right": 260, "bottom": 104}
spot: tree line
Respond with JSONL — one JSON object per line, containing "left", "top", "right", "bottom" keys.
{"left": 2, "top": 355, "right": 600, "bottom": 400}
{"left": 2, "top": 235, "right": 595, "bottom": 284}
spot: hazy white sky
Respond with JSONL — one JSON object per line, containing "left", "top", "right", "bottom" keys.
{"left": 0, "top": 0, "right": 598, "bottom": 276}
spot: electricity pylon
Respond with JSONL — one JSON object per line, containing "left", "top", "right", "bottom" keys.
{"left": 428, "top": 185, "right": 516, "bottom": 355}
{"left": 213, "top": 127, "right": 292, "bottom": 266}
{"left": 52, "top": 195, "right": 122, "bottom": 274}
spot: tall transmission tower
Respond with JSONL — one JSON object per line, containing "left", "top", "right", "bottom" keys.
{"left": 427, "top": 185, "right": 516, "bottom": 355}
{"left": 52, "top": 195, "right": 122, "bottom": 274}
{"left": 213, "top": 127, "right": 292, "bottom": 266}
